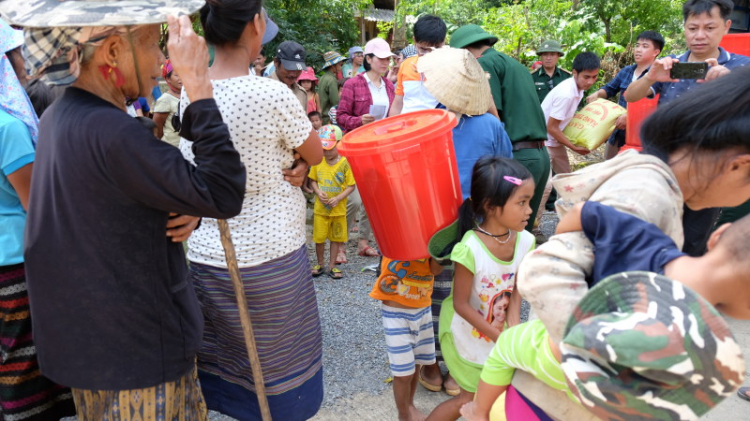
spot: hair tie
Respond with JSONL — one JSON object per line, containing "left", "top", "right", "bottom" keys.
{"left": 503, "top": 176, "right": 522, "bottom": 186}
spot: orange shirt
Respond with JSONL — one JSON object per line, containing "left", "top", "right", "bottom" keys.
{"left": 370, "top": 257, "right": 434, "bottom": 308}
{"left": 394, "top": 56, "right": 438, "bottom": 114}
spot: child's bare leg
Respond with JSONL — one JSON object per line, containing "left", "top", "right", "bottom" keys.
{"left": 328, "top": 241, "right": 340, "bottom": 272}
{"left": 315, "top": 242, "right": 326, "bottom": 267}
{"left": 425, "top": 388, "right": 474, "bottom": 421}
{"left": 393, "top": 374, "right": 427, "bottom": 421}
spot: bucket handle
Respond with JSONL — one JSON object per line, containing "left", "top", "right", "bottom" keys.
{"left": 374, "top": 119, "right": 418, "bottom": 135}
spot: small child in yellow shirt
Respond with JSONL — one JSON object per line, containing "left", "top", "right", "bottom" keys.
{"left": 309, "top": 125, "right": 355, "bottom": 279}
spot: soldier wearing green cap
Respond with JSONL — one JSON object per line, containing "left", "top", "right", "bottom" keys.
{"left": 450, "top": 24, "right": 550, "bottom": 231}
{"left": 530, "top": 40, "right": 571, "bottom": 103}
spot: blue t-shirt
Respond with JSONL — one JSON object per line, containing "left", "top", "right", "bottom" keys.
{"left": 0, "top": 109, "right": 34, "bottom": 266}
{"left": 452, "top": 113, "right": 513, "bottom": 199}
{"left": 581, "top": 201, "right": 685, "bottom": 286}
{"left": 652, "top": 47, "right": 750, "bottom": 105}
{"left": 152, "top": 85, "right": 162, "bottom": 102}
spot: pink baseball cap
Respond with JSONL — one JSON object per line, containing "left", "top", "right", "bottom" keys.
{"left": 364, "top": 38, "right": 396, "bottom": 59}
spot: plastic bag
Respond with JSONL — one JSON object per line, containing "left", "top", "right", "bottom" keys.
{"left": 563, "top": 99, "right": 626, "bottom": 151}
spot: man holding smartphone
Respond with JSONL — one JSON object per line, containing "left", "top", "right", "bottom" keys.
{"left": 587, "top": 31, "right": 664, "bottom": 159}
{"left": 624, "top": 0, "right": 750, "bottom": 258}
{"left": 624, "top": 0, "right": 750, "bottom": 106}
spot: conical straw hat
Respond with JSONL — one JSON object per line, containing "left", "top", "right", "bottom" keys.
{"left": 417, "top": 47, "right": 492, "bottom": 116}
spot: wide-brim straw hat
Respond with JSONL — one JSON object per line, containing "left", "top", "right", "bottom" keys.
{"left": 0, "top": 0, "right": 205, "bottom": 27}
{"left": 417, "top": 47, "right": 491, "bottom": 116}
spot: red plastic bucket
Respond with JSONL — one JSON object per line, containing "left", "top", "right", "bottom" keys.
{"left": 721, "top": 33, "right": 750, "bottom": 56}
{"left": 621, "top": 94, "right": 659, "bottom": 154}
{"left": 338, "top": 110, "right": 461, "bottom": 260}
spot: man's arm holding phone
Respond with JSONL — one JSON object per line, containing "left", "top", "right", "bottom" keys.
{"left": 624, "top": 57, "right": 678, "bottom": 102}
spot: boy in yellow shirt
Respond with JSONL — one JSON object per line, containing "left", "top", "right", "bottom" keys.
{"left": 309, "top": 125, "right": 355, "bottom": 279}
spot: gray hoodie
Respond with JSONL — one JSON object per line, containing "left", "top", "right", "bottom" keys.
{"left": 518, "top": 150, "right": 684, "bottom": 343}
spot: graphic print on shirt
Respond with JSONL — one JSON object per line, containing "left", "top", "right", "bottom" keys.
{"left": 472, "top": 273, "right": 515, "bottom": 342}
{"left": 379, "top": 259, "right": 432, "bottom": 301}
{"left": 317, "top": 160, "right": 351, "bottom": 210}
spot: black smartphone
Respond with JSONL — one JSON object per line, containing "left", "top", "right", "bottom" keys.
{"left": 670, "top": 62, "right": 709, "bottom": 79}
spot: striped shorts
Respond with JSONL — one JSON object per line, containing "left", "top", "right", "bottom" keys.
{"left": 381, "top": 304, "right": 436, "bottom": 377}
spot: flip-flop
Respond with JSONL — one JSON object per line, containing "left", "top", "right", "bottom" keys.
{"left": 329, "top": 267, "right": 343, "bottom": 279}
{"left": 417, "top": 365, "right": 442, "bottom": 393}
{"left": 311, "top": 265, "right": 323, "bottom": 277}
{"left": 358, "top": 246, "right": 380, "bottom": 257}
{"left": 738, "top": 387, "right": 750, "bottom": 402}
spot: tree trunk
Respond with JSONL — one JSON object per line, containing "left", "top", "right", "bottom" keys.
{"left": 392, "top": 0, "right": 408, "bottom": 49}
{"left": 604, "top": 18, "right": 611, "bottom": 43}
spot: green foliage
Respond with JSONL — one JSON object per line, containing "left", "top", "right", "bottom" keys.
{"left": 265, "top": 0, "right": 371, "bottom": 70}
{"left": 395, "top": 0, "right": 684, "bottom": 84}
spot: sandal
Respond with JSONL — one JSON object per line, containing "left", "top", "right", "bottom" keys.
{"left": 417, "top": 365, "right": 442, "bottom": 393}
{"left": 738, "top": 387, "right": 750, "bottom": 402}
{"left": 358, "top": 246, "right": 380, "bottom": 257}
{"left": 336, "top": 249, "right": 348, "bottom": 265}
{"left": 311, "top": 265, "right": 323, "bottom": 277}
{"left": 444, "top": 373, "right": 460, "bottom": 396}
{"left": 328, "top": 267, "right": 343, "bottom": 279}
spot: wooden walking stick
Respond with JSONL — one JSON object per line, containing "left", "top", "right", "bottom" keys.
{"left": 217, "top": 219, "right": 273, "bottom": 421}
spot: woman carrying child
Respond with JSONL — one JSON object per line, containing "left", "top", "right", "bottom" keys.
{"left": 511, "top": 65, "right": 750, "bottom": 418}
{"left": 426, "top": 157, "right": 536, "bottom": 421}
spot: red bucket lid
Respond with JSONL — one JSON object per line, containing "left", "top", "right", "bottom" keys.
{"left": 339, "top": 109, "right": 457, "bottom": 156}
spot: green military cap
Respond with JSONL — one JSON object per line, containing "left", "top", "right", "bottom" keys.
{"left": 560, "top": 272, "right": 745, "bottom": 420}
{"left": 537, "top": 39, "right": 564, "bottom": 56}
{"left": 449, "top": 24, "right": 498, "bottom": 49}
{"left": 0, "top": 0, "right": 205, "bottom": 27}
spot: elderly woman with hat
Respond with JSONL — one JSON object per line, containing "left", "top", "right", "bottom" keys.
{"left": 319, "top": 51, "right": 346, "bottom": 124}
{"left": 297, "top": 66, "right": 321, "bottom": 113}
{"left": 0, "top": 19, "right": 76, "bottom": 420}
{"left": 342, "top": 45, "right": 365, "bottom": 78}
{"left": 0, "top": 0, "right": 248, "bottom": 418}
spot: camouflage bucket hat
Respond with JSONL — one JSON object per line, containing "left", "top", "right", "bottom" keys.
{"left": 560, "top": 272, "right": 745, "bottom": 420}
{"left": 0, "top": 0, "right": 205, "bottom": 27}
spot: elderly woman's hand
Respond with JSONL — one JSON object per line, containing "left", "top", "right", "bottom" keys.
{"left": 167, "top": 15, "right": 213, "bottom": 102}
{"left": 166, "top": 213, "right": 201, "bottom": 242}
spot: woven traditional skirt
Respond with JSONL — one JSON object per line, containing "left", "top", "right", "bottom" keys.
{"left": 0, "top": 263, "right": 76, "bottom": 420}
{"left": 71, "top": 366, "right": 206, "bottom": 420}
{"left": 190, "top": 246, "right": 323, "bottom": 421}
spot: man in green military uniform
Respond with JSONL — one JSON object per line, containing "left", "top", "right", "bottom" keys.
{"left": 530, "top": 40, "right": 571, "bottom": 103}
{"left": 450, "top": 24, "right": 550, "bottom": 230}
